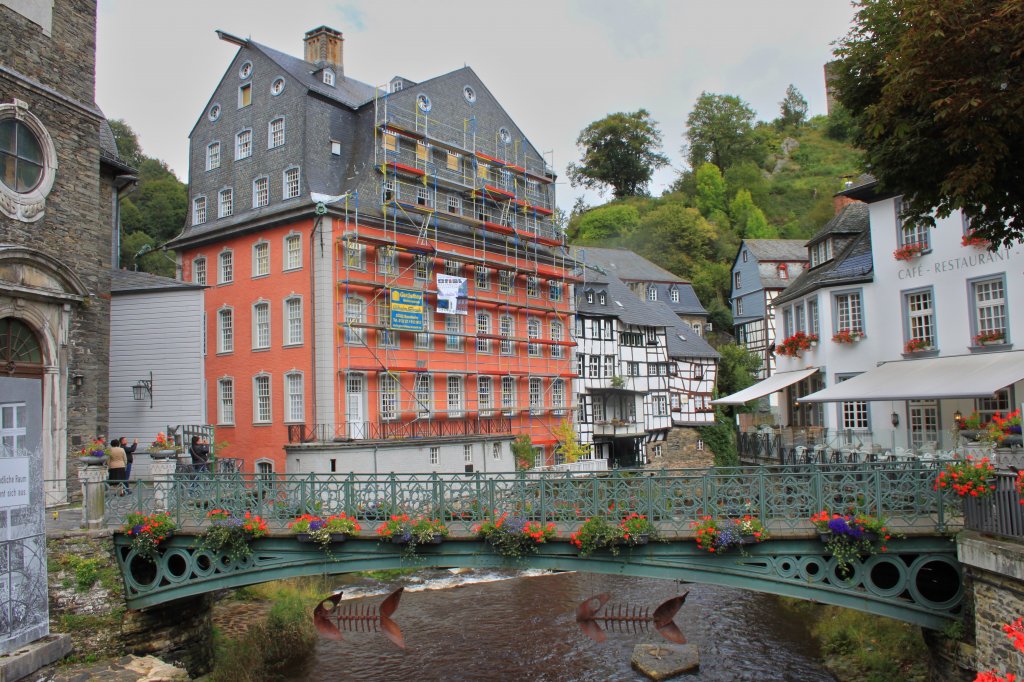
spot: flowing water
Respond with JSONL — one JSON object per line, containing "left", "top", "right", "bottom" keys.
{"left": 298, "top": 569, "right": 834, "bottom": 681}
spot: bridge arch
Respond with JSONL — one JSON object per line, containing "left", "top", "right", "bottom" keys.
{"left": 115, "top": 535, "right": 962, "bottom": 630}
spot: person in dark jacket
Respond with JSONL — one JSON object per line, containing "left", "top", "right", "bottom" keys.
{"left": 120, "top": 436, "right": 138, "bottom": 487}
{"left": 189, "top": 436, "right": 210, "bottom": 472}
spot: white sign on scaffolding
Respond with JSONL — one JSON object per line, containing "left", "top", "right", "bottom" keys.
{"left": 436, "top": 275, "right": 468, "bottom": 315}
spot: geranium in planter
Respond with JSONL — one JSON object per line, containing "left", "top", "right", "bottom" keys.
{"left": 376, "top": 514, "right": 449, "bottom": 556}
{"left": 76, "top": 438, "right": 110, "bottom": 465}
{"left": 776, "top": 332, "right": 819, "bottom": 358}
{"left": 893, "top": 243, "right": 925, "bottom": 261}
{"left": 475, "top": 512, "right": 555, "bottom": 558}
{"left": 290, "top": 513, "right": 361, "bottom": 552}
{"left": 961, "top": 232, "right": 990, "bottom": 249}
{"left": 934, "top": 456, "right": 996, "bottom": 497}
{"left": 831, "top": 329, "right": 865, "bottom": 344}
{"left": 571, "top": 516, "right": 623, "bottom": 557}
{"left": 731, "top": 515, "right": 768, "bottom": 544}
{"left": 619, "top": 513, "right": 656, "bottom": 547}
{"left": 974, "top": 330, "right": 1005, "bottom": 346}
{"left": 810, "top": 510, "right": 892, "bottom": 574}
{"left": 197, "top": 509, "right": 268, "bottom": 563}
{"left": 690, "top": 516, "right": 742, "bottom": 554}
{"left": 122, "top": 512, "right": 176, "bottom": 563}
{"left": 904, "top": 337, "right": 931, "bottom": 353}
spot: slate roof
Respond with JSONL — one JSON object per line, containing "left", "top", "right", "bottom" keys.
{"left": 774, "top": 204, "right": 873, "bottom": 305}
{"left": 576, "top": 269, "right": 718, "bottom": 359}
{"left": 743, "top": 239, "right": 808, "bottom": 262}
{"left": 250, "top": 41, "right": 377, "bottom": 110}
{"left": 573, "top": 247, "right": 685, "bottom": 283}
{"left": 806, "top": 202, "right": 869, "bottom": 246}
{"left": 111, "top": 269, "right": 205, "bottom": 294}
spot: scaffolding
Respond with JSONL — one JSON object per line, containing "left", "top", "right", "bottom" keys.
{"left": 324, "top": 87, "right": 577, "bottom": 463}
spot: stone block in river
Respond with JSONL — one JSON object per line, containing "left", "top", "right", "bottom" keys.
{"left": 630, "top": 643, "right": 699, "bottom": 680}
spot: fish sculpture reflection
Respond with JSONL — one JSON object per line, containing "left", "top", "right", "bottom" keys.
{"left": 575, "top": 592, "right": 687, "bottom": 644}
{"left": 313, "top": 587, "right": 405, "bottom": 649}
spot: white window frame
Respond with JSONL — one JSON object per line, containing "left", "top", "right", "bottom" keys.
{"left": 192, "top": 256, "right": 207, "bottom": 286}
{"left": 447, "top": 375, "right": 464, "bottom": 418}
{"left": 478, "top": 376, "right": 493, "bottom": 416}
{"left": 206, "top": 142, "right": 220, "bottom": 171}
{"left": 500, "top": 314, "right": 514, "bottom": 355}
{"left": 284, "top": 296, "right": 303, "bottom": 346}
{"left": 380, "top": 373, "right": 400, "bottom": 421}
{"left": 445, "top": 314, "right": 463, "bottom": 352}
{"left": 549, "top": 281, "right": 562, "bottom": 302}
{"left": 252, "top": 301, "right": 271, "bottom": 350}
{"left": 429, "top": 446, "right": 439, "bottom": 466}
{"left": 343, "top": 241, "right": 366, "bottom": 271}
{"left": 268, "top": 117, "right": 285, "bottom": 149}
{"left": 527, "top": 317, "right": 542, "bottom": 357}
{"left": 476, "top": 265, "right": 490, "bottom": 290}
{"left": 529, "top": 378, "right": 543, "bottom": 415}
{"left": 971, "top": 275, "right": 1008, "bottom": 344}
{"left": 501, "top": 376, "right": 516, "bottom": 412}
{"left": 238, "top": 82, "right": 252, "bottom": 108}
{"left": 285, "top": 372, "right": 304, "bottom": 423}
{"left": 377, "top": 245, "right": 398, "bottom": 277}
{"left": 218, "top": 188, "right": 233, "bottom": 219}
{"left": 413, "top": 254, "right": 430, "bottom": 282}
{"left": 284, "top": 233, "right": 302, "bottom": 271}
{"left": 526, "top": 276, "right": 540, "bottom": 298}
{"left": 345, "top": 295, "right": 366, "bottom": 345}
{"left": 476, "top": 312, "right": 492, "bottom": 353}
{"left": 552, "top": 379, "right": 565, "bottom": 415}
{"left": 217, "top": 378, "right": 234, "bottom": 425}
{"left": 896, "top": 197, "right": 931, "bottom": 251}
{"left": 252, "top": 241, "right": 270, "bottom": 278}
{"left": 323, "top": 68, "right": 335, "bottom": 86}
{"left": 235, "top": 129, "right": 252, "bottom": 160}
{"left": 903, "top": 287, "right": 936, "bottom": 349}
{"left": 833, "top": 290, "right": 864, "bottom": 334}
{"left": 414, "top": 373, "right": 432, "bottom": 415}
{"left": 219, "top": 250, "right": 234, "bottom": 284}
{"left": 217, "top": 307, "right": 233, "bottom": 353}
{"left": 498, "top": 270, "right": 513, "bottom": 294}
{"left": 283, "top": 166, "right": 300, "bottom": 200}
{"left": 192, "top": 196, "right": 207, "bottom": 225}
{"left": 550, "top": 320, "right": 564, "bottom": 359}
{"left": 253, "top": 176, "right": 269, "bottom": 208}
{"left": 253, "top": 374, "right": 272, "bottom": 423}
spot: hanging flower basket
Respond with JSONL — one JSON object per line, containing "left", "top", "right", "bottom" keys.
{"left": 810, "top": 511, "right": 893, "bottom": 574}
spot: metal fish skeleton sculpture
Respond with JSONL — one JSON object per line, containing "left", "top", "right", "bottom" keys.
{"left": 576, "top": 592, "right": 688, "bottom": 644}
{"left": 313, "top": 587, "right": 405, "bottom": 649}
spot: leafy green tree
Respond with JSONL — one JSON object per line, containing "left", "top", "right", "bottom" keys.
{"left": 715, "top": 343, "right": 762, "bottom": 401}
{"left": 824, "top": 105, "right": 857, "bottom": 142}
{"left": 573, "top": 203, "right": 640, "bottom": 243}
{"left": 567, "top": 110, "right": 670, "bottom": 199}
{"left": 833, "top": 0, "right": 1024, "bottom": 245}
{"left": 700, "top": 410, "right": 739, "bottom": 467}
{"left": 632, "top": 203, "right": 717, "bottom": 270}
{"left": 729, "top": 190, "right": 776, "bottom": 239}
{"left": 684, "top": 93, "right": 763, "bottom": 171}
{"left": 108, "top": 119, "right": 144, "bottom": 169}
{"left": 511, "top": 434, "right": 535, "bottom": 471}
{"left": 724, "top": 161, "right": 769, "bottom": 208}
{"left": 694, "top": 163, "right": 727, "bottom": 218}
{"left": 777, "top": 84, "right": 809, "bottom": 129}
{"left": 553, "top": 419, "right": 591, "bottom": 464}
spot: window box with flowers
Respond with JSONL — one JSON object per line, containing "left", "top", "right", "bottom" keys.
{"left": 290, "top": 513, "right": 361, "bottom": 553}
{"left": 376, "top": 514, "right": 450, "bottom": 556}
{"left": 961, "top": 232, "right": 990, "bottom": 249}
{"left": 810, "top": 510, "right": 894, "bottom": 574}
{"left": 475, "top": 512, "right": 555, "bottom": 558}
{"left": 122, "top": 512, "right": 176, "bottom": 563}
{"left": 893, "top": 243, "right": 926, "bottom": 262}
{"left": 197, "top": 509, "right": 268, "bottom": 563}
{"left": 831, "top": 329, "right": 865, "bottom": 345}
{"left": 776, "top": 332, "right": 819, "bottom": 357}
{"left": 973, "top": 330, "right": 1006, "bottom": 347}
{"left": 904, "top": 338, "right": 932, "bottom": 353}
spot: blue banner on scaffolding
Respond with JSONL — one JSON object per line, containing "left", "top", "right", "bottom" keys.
{"left": 390, "top": 288, "right": 425, "bottom": 331}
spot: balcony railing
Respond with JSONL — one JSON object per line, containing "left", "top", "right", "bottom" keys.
{"left": 288, "top": 417, "right": 513, "bottom": 444}
{"left": 593, "top": 419, "right": 645, "bottom": 437}
{"left": 738, "top": 427, "right": 962, "bottom": 466}
{"left": 964, "top": 470, "right": 1024, "bottom": 541}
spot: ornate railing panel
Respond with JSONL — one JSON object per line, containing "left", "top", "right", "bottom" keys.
{"left": 964, "top": 470, "right": 1024, "bottom": 540}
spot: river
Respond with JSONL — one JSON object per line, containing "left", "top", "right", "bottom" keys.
{"left": 299, "top": 569, "right": 835, "bottom": 681}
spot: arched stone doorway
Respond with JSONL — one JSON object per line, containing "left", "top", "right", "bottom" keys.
{"left": 1, "top": 317, "right": 44, "bottom": 379}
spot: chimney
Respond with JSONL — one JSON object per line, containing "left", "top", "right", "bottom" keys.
{"left": 304, "top": 26, "right": 344, "bottom": 75}
{"left": 833, "top": 194, "right": 856, "bottom": 215}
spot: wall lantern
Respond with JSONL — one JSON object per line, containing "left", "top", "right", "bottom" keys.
{"left": 132, "top": 371, "right": 153, "bottom": 408}
{"left": 954, "top": 410, "right": 964, "bottom": 426}
{"left": 890, "top": 411, "right": 900, "bottom": 428}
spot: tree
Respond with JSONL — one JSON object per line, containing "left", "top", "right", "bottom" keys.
{"left": 833, "top": 0, "right": 1024, "bottom": 246}
{"left": 684, "top": 93, "right": 763, "bottom": 171}
{"left": 567, "top": 110, "right": 670, "bottom": 199}
{"left": 729, "top": 190, "right": 777, "bottom": 239}
{"left": 511, "top": 434, "right": 535, "bottom": 471}
{"left": 553, "top": 419, "right": 591, "bottom": 464}
{"left": 694, "top": 163, "right": 727, "bottom": 218}
{"left": 108, "top": 119, "right": 144, "bottom": 169}
{"left": 777, "top": 84, "right": 808, "bottom": 129}
{"left": 572, "top": 203, "right": 640, "bottom": 243}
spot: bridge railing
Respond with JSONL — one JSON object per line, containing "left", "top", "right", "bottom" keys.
{"left": 964, "top": 470, "right": 1024, "bottom": 540}
{"left": 103, "top": 462, "right": 960, "bottom": 537}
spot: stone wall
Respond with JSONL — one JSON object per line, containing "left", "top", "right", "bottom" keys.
{"left": 47, "top": 531, "right": 214, "bottom": 676}
{"left": 959, "top": 531, "right": 1024, "bottom": 678}
{"left": 644, "top": 427, "right": 714, "bottom": 470}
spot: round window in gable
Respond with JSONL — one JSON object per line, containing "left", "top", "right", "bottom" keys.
{"left": 0, "top": 104, "right": 58, "bottom": 222}
{"left": 271, "top": 77, "right": 286, "bottom": 96}
{"left": 463, "top": 85, "right": 476, "bottom": 104}
{"left": 208, "top": 103, "right": 221, "bottom": 122}
{"left": 416, "top": 94, "right": 432, "bottom": 113}
{"left": 499, "top": 127, "right": 512, "bottom": 144}
{"left": 239, "top": 61, "right": 253, "bottom": 80}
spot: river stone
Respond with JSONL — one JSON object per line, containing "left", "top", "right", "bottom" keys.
{"left": 124, "top": 655, "right": 189, "bottom": 681}
{"left": 630, "top": 643, "right": 699, "bottom": 680}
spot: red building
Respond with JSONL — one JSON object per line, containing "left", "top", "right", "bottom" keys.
{"left": 169, "top": 27, "right": 574, "bottom": 474}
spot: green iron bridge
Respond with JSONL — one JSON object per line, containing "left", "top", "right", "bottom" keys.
{"left": 106, "top": 462, "right": 965, "bottom": 630}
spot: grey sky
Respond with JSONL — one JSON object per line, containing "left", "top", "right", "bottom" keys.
{"left": 96, "top": 0, "right": 856, "bottom": 213}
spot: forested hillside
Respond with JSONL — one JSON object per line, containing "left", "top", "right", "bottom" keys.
{"left": 567, "top": 103, "right": 863, "bottom": 332}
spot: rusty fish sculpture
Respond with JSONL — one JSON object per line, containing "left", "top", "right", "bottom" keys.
{"left": 313, "top": 587, "right": 405, "bottom": 649}
{"left": 575, "top": 592, "right": 687, "bottom": 644}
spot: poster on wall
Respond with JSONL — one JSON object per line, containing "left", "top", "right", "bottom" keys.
{"left": 436, "top": 275, "right": 468, "bottom": 315}
{"left": 390, "top": 288, "right": 425, "bottom": 331}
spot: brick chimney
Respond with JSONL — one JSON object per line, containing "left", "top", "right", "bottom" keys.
{"left": 834, "top": 193, "right": 857, "bottom": 215}
{"left": 304, "top": 26, "right": 344, "bottom": 75}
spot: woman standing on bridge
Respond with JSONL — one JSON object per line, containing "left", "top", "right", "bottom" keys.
{"left": 107, "top": 438, "right": 128, "bottom": 495}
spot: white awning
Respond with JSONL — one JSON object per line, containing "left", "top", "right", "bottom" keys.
{"left": 800, "top": 351, "right": 1024, "bottom": 402}
{"left": 711, "top": 368, "right": 819, "bottom": 405}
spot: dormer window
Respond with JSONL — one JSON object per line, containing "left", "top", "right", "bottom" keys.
{"left": 598, "top": 292, "right": 606, "bottom": 305}
{"left": 670, "top": 287, "right": 679, "bottom": 303}
{"left": 392, "top": 79, "right": 403, "bottom": 93}
{"left": 585, "top": 290, "right": 594, "bottom": 304}
{"left": 322, "top": 68, "right": 335, "bottom": 87}
{"left": 809, "top": 239, "right": 833, "bottom": 267}
{"left": 778, "top": 263, "right": 789, "bottom": 280}
{"left": 647, "top": 287, "right": 657, "bottom": 302}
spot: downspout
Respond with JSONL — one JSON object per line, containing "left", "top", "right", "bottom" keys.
{"left": 309, "top": 214, "right": 323, "bottom": 440}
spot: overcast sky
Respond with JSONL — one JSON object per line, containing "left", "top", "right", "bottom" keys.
{"left": 96, "top": 0, "right": 857, "bottom": 213}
